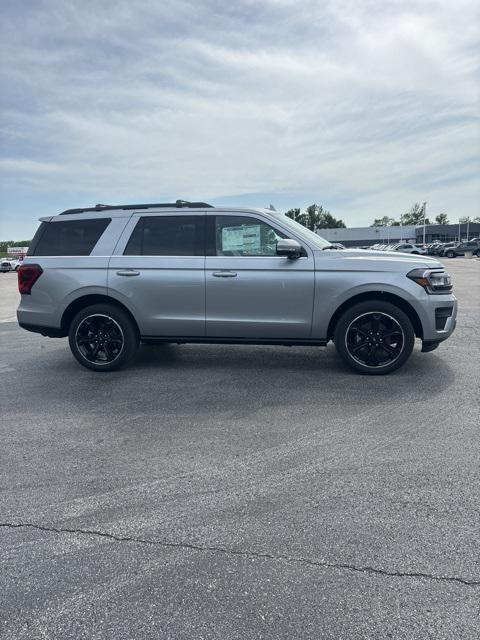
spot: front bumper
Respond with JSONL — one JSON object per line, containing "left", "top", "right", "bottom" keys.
{"left": 418, "top": 294, "right": 457, "bottom": 345}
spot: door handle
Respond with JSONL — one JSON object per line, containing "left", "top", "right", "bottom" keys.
{"left": 116, "top": 269, "right": 140, "bottom": 277}
{"left": 212, "top": 271, "right": 237, "bottom": 278}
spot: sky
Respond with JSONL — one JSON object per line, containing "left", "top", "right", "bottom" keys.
{"left": 0, "top": 0, "right": 479, "bottom": 239}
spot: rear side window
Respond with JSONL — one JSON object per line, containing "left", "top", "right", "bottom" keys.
{"left": 28, "top": 219, "right": 111, "bottom": 256}
{"left": 124, "top": 216, "right": 204, "bottom": 256}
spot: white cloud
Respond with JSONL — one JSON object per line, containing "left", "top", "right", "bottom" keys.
{"left": 0, "top": 0, "right": 479, "bottom": 236}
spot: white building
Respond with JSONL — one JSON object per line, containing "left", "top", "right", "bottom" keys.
{"left": 318, "top": 222, "right": 480, "bottom": 247}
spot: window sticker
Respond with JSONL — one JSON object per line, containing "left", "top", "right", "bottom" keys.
{"left": 222, "top": 225, "right": 261, "bottom": 253}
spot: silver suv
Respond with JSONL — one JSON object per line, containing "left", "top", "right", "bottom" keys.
{"left": 17, "top": 201, "right": 457, "bottom": 374}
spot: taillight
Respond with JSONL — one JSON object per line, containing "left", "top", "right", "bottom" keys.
{"left": 18, "top": 264, "right": 43, "bottom": 294}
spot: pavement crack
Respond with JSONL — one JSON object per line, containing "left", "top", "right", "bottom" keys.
{"left": 2, "top": 521, "right": 479, "bottom": 588}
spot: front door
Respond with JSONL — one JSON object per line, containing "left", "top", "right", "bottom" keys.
{"left": 205, "top": 213, "right": 314, "bottom": 339}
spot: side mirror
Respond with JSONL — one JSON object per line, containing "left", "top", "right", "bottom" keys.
{"left": 276, "top": 238, "right": 302, "bottom": 259}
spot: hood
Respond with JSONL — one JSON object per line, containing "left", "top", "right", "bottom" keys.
{"left": 315, "top": 248, "right": 443, "bottom": 271}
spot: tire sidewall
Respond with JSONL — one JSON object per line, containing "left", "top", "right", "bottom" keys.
{"left": 334, "top": 301, "right": 415, "bottom": 375}
{"left": 68, "top": 304, "right": 139, "bottom": 372}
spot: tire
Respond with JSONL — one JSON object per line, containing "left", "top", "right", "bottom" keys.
{"left": 333, "top": 301, "right": 415, "bottom": 375}
{"left": 446, "top": 250, "right": 455, "bottom": 258}
{"left": 68, "top": 303, "right": 139, "bottom": 372}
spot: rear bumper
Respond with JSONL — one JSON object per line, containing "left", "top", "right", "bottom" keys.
{"left": 18, "top": 322, "right": 66, "bottom": 338}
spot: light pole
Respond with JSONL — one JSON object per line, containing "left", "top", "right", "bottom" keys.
{"left": 422, "top": 201, "right": 427, "bottom": 246}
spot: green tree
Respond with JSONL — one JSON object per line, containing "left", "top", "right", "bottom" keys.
{"left": 316, "top": 211, "right": 346, "bottom": 229}
{"left": 285, "top": 208, "right": 303, "bottom": 224}
{"left": 435, "top": 213, "right": 449, "bottom": 224}
{"left": 286, "top": 204, "right": 346, "bottom": 231}
{"left": 459, "top": 216, "right": 471, "bottom": 224}
{"left": 402, "top": 203, "right": 429, "bottom": 226}
{"left": 370, "top": 216, "right": 397, "bottom": 227}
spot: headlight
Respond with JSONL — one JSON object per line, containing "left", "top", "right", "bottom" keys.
{"left": 407, "top": 268, "right": 453, "bottom": 294}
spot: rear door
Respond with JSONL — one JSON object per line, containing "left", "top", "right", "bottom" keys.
{"left": 205, "top": 212, "right": 314, "bottom": 339}
{"left": 109, "top": 213, "right": 206, "bottom": 337}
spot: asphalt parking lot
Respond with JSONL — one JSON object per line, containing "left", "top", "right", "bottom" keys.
{"left": 1, "top": 259, "right": 479, "bottom": 639}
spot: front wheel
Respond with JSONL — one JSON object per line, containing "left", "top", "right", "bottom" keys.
{"left": 68, "top": 304, "right": 139, "bottom": 372}
{"left": 334, "top": 301, "right": 415, "bottom": 375}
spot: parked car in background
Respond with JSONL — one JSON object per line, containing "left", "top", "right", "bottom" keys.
{"left": 438, "top": 242, "right": 458, "bottom": 257}
{"left": 443, "top": 241, "right": 480, "bottom": 258}
{"left": 1, "top": 260, "right": 13, "bottom": 272}
{"left": 9, "top": 257, "right": 22, "bottom": 270}
{"left": 393, "top": 243, "right": 426, "bottom": 255}
{"left": 0, "top": 257, "right": 23, "bottom": 271}
{"left": 427, "top": 242, "right": 443, "bottom": 255}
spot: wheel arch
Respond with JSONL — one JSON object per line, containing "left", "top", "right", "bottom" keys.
{"left": 61, "top": 294, "right": 140, "bottom": 336}
{"left": 327, "top": 291, "right": 423, "bottom": 341}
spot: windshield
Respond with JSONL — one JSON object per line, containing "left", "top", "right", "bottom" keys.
{"left": 270, "top": 213, "right": 332, "bottom": 249}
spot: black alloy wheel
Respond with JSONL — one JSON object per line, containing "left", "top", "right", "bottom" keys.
{"left": 345, "top": 312, "right": 404, "bottom": 368}
{"left": 334, "top": 301, "right": 415, "bottom": 375}
{"left": 75, "top": 314, "right": 124, "bottom": 365}
{"left": 69, "top": 303, "right": 139, "bottom": 372}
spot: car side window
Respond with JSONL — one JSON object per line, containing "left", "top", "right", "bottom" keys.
{"left": 124, "top": 215, "right": 204, "bottom": 256}
{"left": 28, "top": 219, "right": 111, "bottom": 256}
{"left": 213, "top": 216, "right": 287, "bottom": 257}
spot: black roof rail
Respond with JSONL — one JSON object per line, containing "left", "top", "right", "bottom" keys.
{"left": 59, "top": 200, "right": 214, "bottom": 215}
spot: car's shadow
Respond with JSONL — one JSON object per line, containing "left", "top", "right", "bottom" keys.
{"left": 13, "top": 339, "right": 455, "bottom": 418}
{"left": 125, "top": 341, "right": 455, "bottom": 404}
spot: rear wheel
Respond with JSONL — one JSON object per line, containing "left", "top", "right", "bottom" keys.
{"left": 68, "top": 304, "right": 139, "bottom": 372}
{"left": 334, "top": 301, "right": 415, "bottom": 375}
{"left": 446, "top": 250, "right": 455, "bottom": 258}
